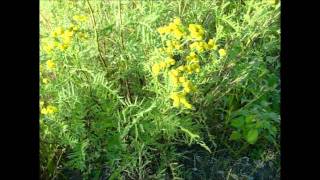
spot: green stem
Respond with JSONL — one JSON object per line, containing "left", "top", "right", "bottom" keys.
{"left": 86, "top": 0, "right": 108, "bottom": 69}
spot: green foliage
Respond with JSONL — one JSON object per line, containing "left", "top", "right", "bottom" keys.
{"left": 40, "top": 0, "right": 280, "bottom": 179}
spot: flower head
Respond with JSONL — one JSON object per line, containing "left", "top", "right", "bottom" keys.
{"left": 180, "top": 97, "right": 192, "bottom": 109}
{"left": 186, "top": 52, "right": 198, "bottom": 62}
{"left": 46, "top": 105, "right": 58, "bottom": 114}
{"left": 51, "top": 27, "right": 64, "bottom": 38}
{"left": 207, "top": 39, "right": 217, "bottom": 50}
{"left": 188, "top": 24, "right": 205, "bottom": 40}
{"left": 42, "top": 78, "right": 49, "bottom": 84}
{"left": 152, "top": 63, "right": 161, "bottom": 76}
{"left": 44, "top": 43, "right": 54, "bottom": 54}
{"left": 41, "top": 108, "right": 48, "bottom": 115}
{"left": 218, "top": 49, "right": 227, "bottom": 57}
{"left": 173, "top": 17, "right": 181, "bottom": 25}
{"left": 189, "top": 41, "right": 208, "bottom": 53}
{"left": 46, "top": 60, "right": 56, "bottom": 70}
{"left": 73, "top": 15, "right": 88, "bottom": 22}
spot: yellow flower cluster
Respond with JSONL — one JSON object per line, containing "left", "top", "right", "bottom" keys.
{"left": 169, "top": 67, "right": 197, "bottom": 108}
{"left": 152, "top": 57, "right": 176, "bottom": 76}
{"left": 41, "top": 105, "right": 58, "bottom": 115}
{"left": 73, "top": 15, "right": 88, "bottom": 22}
{"left": 169, "top": 69, "right": 196, "bottom": 92}
{"left": 168, "top": 63, "right": 197, "bottom": 109}
{"left": 44, "top": 26, "right": 75, "bottom": 52}
{"left": 189, "top": 38, "right": 219, "bottom": 53}
{"left": 188, "top": 24, "right": 205, "bottom": 40}
{"left": 42, "top": 78, "right": 49, "bottom": 84}
{"left": 43, "top": 40, "right": 56, "bottom": 54}
{"left": 153, "top": 17, "right": 228, "bottom": 109}
{"left": 40, "top": 60, "right": 56, "bottom": 86}
{"left": 170, "top": 92, "right": 192, "bottom": 109}
{"left": 46, "top": 59, "right": 56, "bottom": 70}
{"left": 189, "top": 41, "right": 208, "bottom": 53}
{"left": 218, "top": 48, "right": 227, "bottom": 57}
{"left": 208, "top": 39, "right": 218, "bottom": 50}
{"left": 57, "top": 27, "right": 75, "bottom": 51}
{"left": 163, "top": 40, "right": 182, "bottom": 55}
{"left": 157, "top": 17, "right": 186, "bottom": 40}
{"left": 43, "top": 15, "right": 87, "bottom": 54}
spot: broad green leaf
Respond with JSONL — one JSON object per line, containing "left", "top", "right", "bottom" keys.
{"left": 255, "top": 121, "right": 263, "bottom": 129}
{"left": 246, "top": 129, "right": 259, "bottom": 144}
{"left": 245, "top": 115, "right": 255, "bottom": 123}
{"left": 231, "top": 116, "right": 245, "bottom": 128}
{"left": 230, "top": 131, "right": 241, "bottom": 141}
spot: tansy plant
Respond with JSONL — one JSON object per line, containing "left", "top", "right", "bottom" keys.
{"left": 42, "top": 15, "right": 88, "bottom": 54}
{"left": 40, "top": 15, "right": 89, "bottom": 115}
{"left": 150, "top": 17, "right": 227, "bottom": 110}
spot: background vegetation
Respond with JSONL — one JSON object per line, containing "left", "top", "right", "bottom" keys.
{"left": 40, "top": 0, "right": 280, "bottom": 179}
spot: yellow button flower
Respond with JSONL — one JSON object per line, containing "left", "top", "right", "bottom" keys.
{"left": 182, "top": 80, "right": 196, "bottom": 93}
{"left": 208, "top": 39, "right": 217, "bottom": 50}
{"left": 44, "top": 43, "right": 54, "bottom": 54}
{"left": 170, "top": 92, "right": 184, "bottom": 108}
{"left": 173, "top": 99, "right": 180, "bottom": 107}
{"left": 59, "top": 43, "right": 69, "bottom": 51}
{"left": 169, "top": 69, "right": 179, "bottom": 86}
{"left": 188, "top": 24, "right": 205, "bottom": 40}
{"left": 179, "top": 76, "right": 187, "bottom": 83}
{"left": 173, "top": 17, "right": 181, "bottom": 25}
{"left": 180, "top": 97, "right": 192, "bottom": 109}
{"left": 165, "top": 57, "right": 176, "bottom": 66}
{"left": 159, "top": 61, "right": 167, "bottom": 69}
{"left": 42, "top": 78, "right": 49, "bottom": 84}
{"left": 171, "top": 40, "right": 182, "bottom": 50}
{"left": 46, "top": 60, "right": 56, "bottom": 70}
{"left": 73, "top": 15, "right": 88, "bottom": 22}
{"left": 177, "top": 65, "right": 185, "bottom": 72}
{"left": 185, "top": 65, "right": 193, "bottom": 74}
{"left": 152, "top": 63, "right": 161, "bottom": 76}
{"left": 170, "top": 76, "right": 179, "bottom": 86}
{"left": 186, "top": 52, "right": 199, "bottom": 64}
{"left": 51, "top": 27, "right": 64, "bottom": 38}
{"left": 64, "top": 30, "right": 73, "bottom": 37}
{"left": 61, "top": 30, "right": 73, "bottom": 45}
{"left": 41, "top": 108, "right": 48, "bottom": 115}
{"left": 189, "top": 41, "right": 207, "bottom": 53}
{"left": 167, "top": 22, "right": 177, "bottom": 32}
{"left": 46, "top": 105, "right": 58, "bottom": 114}
{"left": 172, "top": 29, "right": 184, "bottom": 40}
{"left": 169, "top": 69, "right": 179, "bottom": 77}
{"left": 157, "top": 26, "right": 171, "bottom": 35}
{"left": 165, "top": 47, "right": 174, "bottom": 55}
{"left": 170, "top": 92, "right": 180, "bottom": 101}
{"left": 51, "top": 31, "right": 59, "bottom": 38}
{"left": 218, "top": 49, "right": 227, "bottom": 57}
{"left": 69, "top": 24, "right": 79, "bottom": 32}
{"left": 157, "top": 27, "right": 167, "bottom": 35}
{"left": 191, "top": 63, "right": 200, "bottom": 73}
